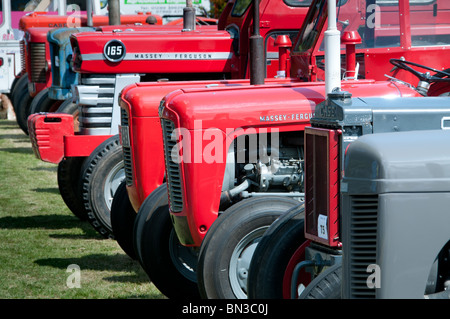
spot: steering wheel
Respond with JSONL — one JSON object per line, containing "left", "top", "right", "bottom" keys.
{"left": 390, "top": 59, "right": 450, "bottom": 83}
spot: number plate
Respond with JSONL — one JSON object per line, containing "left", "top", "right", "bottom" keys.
{"left": 120, "top": 125, "right": 130, "bottom": 147}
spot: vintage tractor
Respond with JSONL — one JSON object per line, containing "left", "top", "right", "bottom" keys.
{"left": 245, "top": 0, "right": 450, "bottom": 299}
{"left": 149, "top": 0, "right": 450, "bottom": 299}
{"left": 340, "top": 127, "right": 450, "bottom": 299}
{"left": 13, "top": 1, "right": 162, "bottom": 134}
{"left": 28, "top": 0, "right": 311, "bottom": 239}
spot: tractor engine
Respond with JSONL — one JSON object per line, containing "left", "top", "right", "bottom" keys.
{"left": 221, "top": 132, "right": 304, "bottom": 209}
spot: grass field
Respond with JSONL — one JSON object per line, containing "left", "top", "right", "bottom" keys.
{"left": 0, "top": 119, "right": 165, "bottom": 299}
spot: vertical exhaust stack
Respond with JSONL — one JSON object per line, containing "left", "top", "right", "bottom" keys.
{"left": 57, "top": 0, "right": 66, "bottom": 15}
{"left": 250, "top": 0, "right": 265, "bottom": 85}
{"left": 325, "top": 0, "right": 341, "bottom": 94}
{"left": 86, "top": 0, "right": 93, "bottom": 27}
{"left": 109, "top": 0, "right": 121, "bottom": 25}
{"left": 183, "top": 0, "right": 196, "bottom": 31}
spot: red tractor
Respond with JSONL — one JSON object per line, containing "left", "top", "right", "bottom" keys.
{"left": 125, "top": 0, "right": 450, "bottom": 299}
{"left": 12, "top": 4, "right": 161, "bottom": 134}
{"left": 28, "top": 0, "right": 311, "bottom": 240}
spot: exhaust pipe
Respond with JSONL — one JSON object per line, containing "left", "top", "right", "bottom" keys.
{"left": 108, "top": 0, "right": 121, "bottom": 25}
{"left": 324, "top": 0, "right": 341, "bottom": 94}
{"left": 86, "top": 0, "right": 93, "bottom": 27}
{"left": 183, "top": 0, "right": 196, "bottom": 31}
{"left": 250, "top": 0, "right": 265, "bottom": 85}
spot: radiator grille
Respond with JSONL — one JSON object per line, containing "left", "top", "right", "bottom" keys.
{"left": 20, "top": 40, "right": 25, "bottom": 74}
{"left": 120, "top": 108, "right": 133, "bottom": 186}
{"left": 161, "top": 118, "right": 183, "bottom": 212}
{"left": 30, "top": 42, "right": 46, "bottom": 83}
{"left": 348, "top": 195, "right": 378, "bottom": 299}
{"left": 78, "top": 74, "right": 115, "bottom": 135}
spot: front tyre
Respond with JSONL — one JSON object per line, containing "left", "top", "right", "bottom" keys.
{"left": 137, "top": 184, "right": 200, "bottom": 299}
{"left": 79, "top": 135, "right": 124, "bottom": 238}
{"left": 247, "top": 204, "right": 309, "bottom": 299}
{"left": 298, "top": 263, "right": 342, "bottom": 299}
{"left": 197, "top": 196, "right": 300, "bottom": 299}
{"left": 111, "top": 180, "right": 137, "bottom": 259}
{"left": 57, "top": 156, "right": 88, "bottom": 220}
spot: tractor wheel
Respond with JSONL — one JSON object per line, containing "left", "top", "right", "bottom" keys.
{"left": 78, "top": 135, "right": 124, "bottom": 239}
{"left": 137, "top": 184, "right": 200, "bottom": 299}
{"left": 132, "top": 183, "right": 168, "bottom": 265}
{"left": 110, "top": 180, "right": 137, "bottom": 260}
{"left": 15, "top": 91, "right": 32, "bottom": 135}
{"left": 29, "top": 88, "right": 62, "bottom": 114}
{"left": 197, "top": 196, "right": 300, "bottom": 299}
{"left": 298, "top": 263, "right": 342, "bottom": 299}
{"left": 247, "top": 204, "right": 309, "bottom": 299}
{"left": 11, "top": 73, "right": 28, "bottom": 114}
{"left": 8, "top": 75, "right": 21, "bottom": 100}
{"left": 57, "top": 156, "right": 88, "bottom": 220}
{"left": 56, "top": 98, "right": 80, "bottom": 132}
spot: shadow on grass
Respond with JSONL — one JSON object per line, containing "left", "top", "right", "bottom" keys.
{"left": 0, "top": 147, "right": 32, "bottom": 154}
{"left": 33, "top": 187, "right": 61, "bottom": 195}
{"left": 0, "top": 214, "right": 103, "bottom": 239}
{"left": 34, "top": 253, "right": 150, "bottom": 284}
{"left": 29, "top": 166, "right": 57, "bottom": 172}
{"left": 0, "top": 134, "right": 30, "bottom": 141}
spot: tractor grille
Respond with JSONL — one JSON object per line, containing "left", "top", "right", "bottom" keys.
{"left": 120, "top": 108, "right": 133, "bottom": 186}
{"left": 30, "top": 42, "right": 46, "bottom": 83}
{"left": 161, "top": 118, "right": 183, "bottom": 212}
{"left": 20, "top": 40, "right": 25, "bottom": 74}
{"left": 77, "top": 74, "right": 115, "bottom": 135}
{"left": 347, "top": 195, "right": 378, "bottom": 299}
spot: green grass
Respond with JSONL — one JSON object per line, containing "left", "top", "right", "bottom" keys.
{"left": 0, "top": 119, "right": 165, "bottom": 299}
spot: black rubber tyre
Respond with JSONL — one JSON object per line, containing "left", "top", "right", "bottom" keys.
{"left": 78, "top": 135, "right": 124, "bottom": 239}
{"left": 57, "top": 156, "right": 88, "bottom": 221}
{"left": 110, "top": 180, "right": 137, "bottom": 260}
{"left": 247, "top": 203, "right": 307, "bottom": 299}
{"left": 11, "top": 73, "right": 28, "bottom": 114}
{"left": 15, "top": 90, "right": 32, "bottom": 135}
{"left": 8, "top": 75, "right": 21, "bottom": 100}
{"left": 133, "top": 183, "right": 169, "bottom": 265}
{"left": 197, "top": 196, "right": 301, "bottom": 299}
{"left": 138, "top": 184, "right": 200, "bottom": 299}
{"left": 298, "top": 263, "right": 342, "bottom": 299}
{"left": 29, "top": 88, "right": 62, "bottom": 114}
{"left": 56, "top": 98, "right": 79, "bottom": 132}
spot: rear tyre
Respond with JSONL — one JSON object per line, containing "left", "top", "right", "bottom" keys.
{"left": 79, "top": 135, "right": 124, "bottom": 239}
{"left": 137, "top": 184, "right": 200, "bottom": 299}
{"left": 57, "top": 156, "right": 88, "bottom": 220}
{"left": 197, "top": 196, "right": 300, "bottom": 299}
{"left": 298, "top": 263, "right": 342, "bottom": 299}
{"left": 110, "top": 180, "right": 137, "bottom": 260}
{"left": 247, "top": 204, "right": 309, "bottom": 299}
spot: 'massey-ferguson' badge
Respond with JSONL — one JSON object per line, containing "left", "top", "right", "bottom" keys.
{"left": 103, "top": 40, "right": 126, "bottom": 62}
